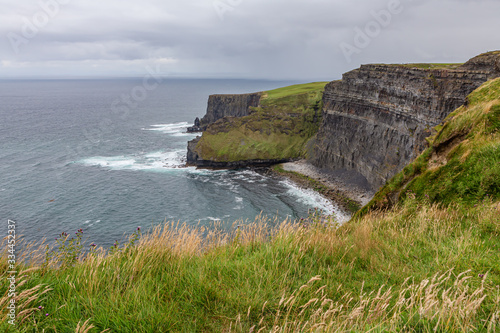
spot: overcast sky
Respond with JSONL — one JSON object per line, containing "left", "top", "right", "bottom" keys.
{"left": 1, "top": 0, "right": 499, "bottom": 80}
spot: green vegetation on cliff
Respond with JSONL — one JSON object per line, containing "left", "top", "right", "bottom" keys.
{"left": 358, "top": 77, "right": 500, "bottom": 216}
{"left": 394, "top": 63, "right": 463, "bottom": 70}
{"left": 1, "top": 79, "right": 499, "bottom": 332}
{"left": 193, "top": 82, "right": 327, "bottom": 162}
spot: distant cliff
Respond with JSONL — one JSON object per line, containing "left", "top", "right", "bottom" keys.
{"left": 188, "top": 93, "right": 262, "bottom": 132}
{"left": 310, "top": 51, "right": 500, "bottom": 190}
{"left": 187, "top": 83, "right": 327, "bottom": 167}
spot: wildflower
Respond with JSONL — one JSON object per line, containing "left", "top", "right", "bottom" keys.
{"left": 38, "top": 306, "right": 43, "bottom": 309}
{"left": 479, "top": 274, "right": 485, "bottom": 278}
{"left": 45, "top": 313, "right": 49, "bottom": 316}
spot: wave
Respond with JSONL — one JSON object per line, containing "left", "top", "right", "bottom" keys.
{"left": 201, "top": 215, "right": 231, "bottom": 222}
{"left": 170, "top": 132, "right": 199, "bottom": 138}
{"left": 280, "top": 180, "right": 349, "bottom": 223}
{"left": 79, "top": 150, "right": 189, "bottom": 172}
{"left": 142, "top": 122, "right": 194, "bottom": 136}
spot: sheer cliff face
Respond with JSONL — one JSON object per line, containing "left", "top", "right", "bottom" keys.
{"left": 200, "top": 93, "right": 262, "bottom": 127}
{"left": 311, "top": 52, "right": 500, "bottom": 191}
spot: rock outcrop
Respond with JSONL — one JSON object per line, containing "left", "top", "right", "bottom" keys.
{"left": 187, "top": 135, "right": 293, "bottom": 168}
{"left": 187, "top": 134, "right": 292, "bottom": 169}
{"left": 310, "top": 51, "right": 500, "bottom": 191}
{"left": 187, "top": 92, "right": 262, "bottom": 132}
{"left": 186, "top": 82, "right": 326, "bottom": 168}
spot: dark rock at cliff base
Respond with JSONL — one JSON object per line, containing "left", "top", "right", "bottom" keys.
{"left": 187, "top": 117, "right": 203, "bottom": 133}
{"left": 186, "top": 137, "right": 202, "bottom": 164}
{"left": 188, "top": 158, "right": 294, "bottom": 169}
{"left": 310, "top": 51, "right": 500, "bottom": 191}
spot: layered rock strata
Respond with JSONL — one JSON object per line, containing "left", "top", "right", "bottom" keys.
{"left": 310, "top": 52, "right": 500, "bottom": 190}
{"left": 187, "top": 92, "right": 262, "bottom": 132}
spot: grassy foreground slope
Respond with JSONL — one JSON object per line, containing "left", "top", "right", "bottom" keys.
{"left": 194, "top": 82, "right": 327, "bottom": 162}
{"left": 1, "top": 79, "right": 500, "bottom": 332}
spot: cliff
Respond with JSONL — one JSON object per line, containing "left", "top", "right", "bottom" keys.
{"left": 185, "top": 51, "right": 499, "bottom": 189}
{"left": 187, "top": 82, "right": 327, "bottom": 168}
{"left": 310, "top": 51, "right": 500, "bottom": 191}
{"left": 188, "top": 93, "right": 262, "bottom": 132}
{"left": 357, "top": 76, "right": 500, "bottom": 215}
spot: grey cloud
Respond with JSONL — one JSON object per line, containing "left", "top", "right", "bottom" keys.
{"left": 0, "top": 0, "right": 499, "bottom": 79}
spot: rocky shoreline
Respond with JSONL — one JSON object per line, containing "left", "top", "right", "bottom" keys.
{"left": 269, "top": 160, "right": 375, "bottom": 219}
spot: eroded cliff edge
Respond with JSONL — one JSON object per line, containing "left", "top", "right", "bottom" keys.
{"left": 310, "top": 51, "right": 500, "bottom": 191}
{"left": 187, "top": 83, "right": 326, "bottom": 168}
{"left": 188, "top": 93, "right": 262, "bottom": 132}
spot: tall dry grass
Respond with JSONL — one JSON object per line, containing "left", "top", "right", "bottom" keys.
{"left": 0, "top": 202, "right": 498, "bottom": 332}
{"left": 232, "top": 270, "right": 499, "bottom": 332}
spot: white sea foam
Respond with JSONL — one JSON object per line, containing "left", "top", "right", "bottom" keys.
{"left": 280, "top": 180, "right": 349, "bottom": 223}
{"left": 233, "top": 197, "right": 244, "bottom": 210}
{"left": 143, "top": 122, "right": 191, "bottom": 135}
{"left": 80, "top": 150, "right": 190, "bottom": 172}
{"left": 200, "top": 215, "right": 231, "bottom": 222}
{"left": 82, "top": 156, "right": 137, "bottom": 169}
{"left": 186, "top": 168, "right": 227, "bottom": 176}
{"left": 171, "top": 132, "right": 199, "bottom": 138}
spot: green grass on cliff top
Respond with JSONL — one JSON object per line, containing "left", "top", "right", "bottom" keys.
{"left": 378, "top": 63, "right": 463, "bottom": 70}
{"left": 194, "top": 82, "right": 328, "bottom": 162}
{"left": 261, "top": 81, "right": 329, "bottom": 101}
{"left": 395, "top": 63, "right": 463, "bottom": 69}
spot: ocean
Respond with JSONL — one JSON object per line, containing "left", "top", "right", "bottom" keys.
{"left": 0, "top": 78, "right": 342, "bottom": 248}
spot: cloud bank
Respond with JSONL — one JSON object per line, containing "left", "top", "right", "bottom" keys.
{"left": 1, "top": 0, "right": 499, "bottom": 80}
